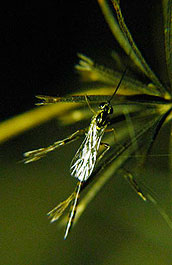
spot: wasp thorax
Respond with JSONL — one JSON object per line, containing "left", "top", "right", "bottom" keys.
{"left": 96, "top": 102, "right": 113, "bottom": 128}
{"left": 98, "top": 102, "right": 113, "bottom": 114}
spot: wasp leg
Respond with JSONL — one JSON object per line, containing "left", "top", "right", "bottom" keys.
{"left": 122, "top": 169, "right": 172, "bottom": 230}
{"left": 96, "top": 142, "right": 110, "bottom": 164}
{"left": 85, "top": 95, "right": 96, "bottom": 114}
{"left": 96, "top": 128, "right": 118, "bottom": 164}
{"left": 122, "top": 169, "right": 147, "bottom": 201}
{"left": 23, "top": 129, "right": 86, "bottom": 163}
{"left": 105, "top": 127, "right": 118, "bottom": 142}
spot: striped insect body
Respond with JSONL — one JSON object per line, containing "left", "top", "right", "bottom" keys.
{"left": 23, "top": 65, "right": 127, "bottom": 239}
{"left": 64, "top": 101, "right": 114, "bottom": 238}
{"left": 63, "top": 69, "right": 127, "bottom": 239}
{"left": 70, "top": 102, "right": 113, "bottom": 182}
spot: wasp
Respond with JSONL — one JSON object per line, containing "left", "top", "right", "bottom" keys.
{"left": 23, "top": 68, "right": 127, "bottom": 239}
{"left": 64, "top": 100, "right": 114, "bottom": 238}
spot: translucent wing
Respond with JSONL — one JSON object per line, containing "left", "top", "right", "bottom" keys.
{"left": 70, "top": 116, "right": 105, "bottom": 182}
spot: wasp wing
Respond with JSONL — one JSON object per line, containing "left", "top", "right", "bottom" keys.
{"left": 70, "top": 119, "right": 105, "bottom": 182}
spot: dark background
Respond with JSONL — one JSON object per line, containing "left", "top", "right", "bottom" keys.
{"left": 1, "top": 1, "right": 172, "bottom": 265}
{"left": 1, "top": 0, "right": 164, "bottom": 121}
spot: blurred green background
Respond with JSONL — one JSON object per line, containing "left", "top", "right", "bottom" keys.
{"left": 1, "top": 0, "right": 172, "bottom": 264}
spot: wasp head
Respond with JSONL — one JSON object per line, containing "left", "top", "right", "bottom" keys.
{"left": 98, "top": 102, "right": 113, "bottom": 114}
{"left": 96, "top": 102, "right": 113, "bottom": 128}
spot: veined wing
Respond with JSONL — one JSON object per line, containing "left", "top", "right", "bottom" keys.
{"left": 70, "top": 117, "right": 105, "bottom": 182}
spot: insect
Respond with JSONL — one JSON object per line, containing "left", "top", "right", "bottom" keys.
{"left": 23, "top": 68, "right": 127, "bottom": 239}
{"left": 63, "top": 70, "right": 128, "bottom": 238}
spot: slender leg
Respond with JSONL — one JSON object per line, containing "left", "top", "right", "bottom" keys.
{"left": 122, "top": 169, "right": 172, "bottom": 230}
{"left": 122, "top": 169, "right": 147, "bottom": 201}
{"left": 23, "top": 129, "right": 86, "bottom": 163}
{"left": 96, "top": 128, "right": 119, "bottom": 164}
{"left": 105, "top": 127, "right": 117, "bottom": 142}
{"left": 85, "top": 95, "right": 96, "bottom": 114}
{"left": 96, "top": 142, "right": 110, "bottom": 164}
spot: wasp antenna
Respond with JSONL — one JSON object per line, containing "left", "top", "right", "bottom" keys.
{"left": 108, "top": 66, "right": 127, "bottom": 103}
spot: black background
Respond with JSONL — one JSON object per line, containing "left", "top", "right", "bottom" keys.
{"left": 1, "top": 0, "right": 163, "bottom": 121}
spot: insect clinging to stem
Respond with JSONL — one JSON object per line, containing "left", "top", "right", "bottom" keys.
{"left": 63, "top": 67, "right": 127, "bottom": 239}
{"left": 23, "top": 66, "right": 127, "bottom": 239}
